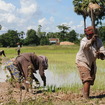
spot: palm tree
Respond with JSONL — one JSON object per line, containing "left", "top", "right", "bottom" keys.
{"left": 57, "top": 24, "right": 70, "bottom": 33}
{"left": 73, "top": 0, "right": 105, "bottom": 31}
{"left": 57, "top": 24, "right": 70, "bottom": 41}
{"left": 37, "top": 25, "right": 42, "bottom": 38}
{"left": 73, "top": 0, "right": 89, "bottom": 29}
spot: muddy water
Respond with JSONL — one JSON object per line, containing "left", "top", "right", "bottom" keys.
{"left": 34, "top": 69, "right": 82, "bottom": 87}
{"left": 0, "top": 65, "right": 10, "bottom": 82}
{"left": 0, "top": 65, "right": 82, "bottom": 87}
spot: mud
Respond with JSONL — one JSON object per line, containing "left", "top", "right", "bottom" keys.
{"left": 0, "top": 82, "right": 105, "bottom": 105}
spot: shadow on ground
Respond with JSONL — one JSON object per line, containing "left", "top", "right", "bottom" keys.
{"left": 90, "top": 94, "right": 105, "bottom": 99}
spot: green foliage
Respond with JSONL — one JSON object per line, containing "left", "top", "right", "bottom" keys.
{"left": 40, "top": 37, "right": 50, "bottom": 45}
{"left": 56, "top": 24, "right": 79, "bottom": 42}
{"left": 37, "top": 25, "right": 42, "bottom": 38}
{"left": 2, "top": 45, "right": 105, "bottom": 104}
{"left": 67, "top": 30, "right": 79, "bottom": 42}
{"left": 47, "top": 32, "right": 59, "bottom": 38}
{"left": 73, "top": 0, "right": 105, "bottom": 26}
{"left": 25, "top": 29, "right": 40, "bottom": 45}
{"left": 0, "top": 30, "right": 20, "bottom": 47}
{"left": 98, "top": 26, "right": 105, "bottom": 41}
{"left": 0, "top": 25, "right": 80, "bottom": 47}
{"left": 57, "top": 24, "right": 70, "bottom": 32}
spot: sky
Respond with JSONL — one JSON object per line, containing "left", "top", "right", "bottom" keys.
{"left": 0, "top": 0, "right": 95, "bottom": 35}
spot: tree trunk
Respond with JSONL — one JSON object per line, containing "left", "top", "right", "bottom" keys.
{"left": 83, "top": 16, "right": 86, "bottom": 32}
{"left": 90, "top": 9, "right": 96, "bottom": 34}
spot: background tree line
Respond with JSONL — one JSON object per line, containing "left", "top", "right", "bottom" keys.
{"left": 0, "top": 24, "right": 105, "bottom": 47}
{"left": 0, "top": 24, "right": 79, "bottom": 47}
{"left": 0, "top": 0, "right": 105, "bottom": 47}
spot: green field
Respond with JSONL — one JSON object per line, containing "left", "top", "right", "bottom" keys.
{"left": 1, "top": 45, "right": 105, "bottom": 105}
{"left": 1, "top": 45, "right": 105, "bottom": 91}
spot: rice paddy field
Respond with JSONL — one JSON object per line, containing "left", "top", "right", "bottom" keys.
{"left": 1, "top": 45, "right": 105, "bottom": 105}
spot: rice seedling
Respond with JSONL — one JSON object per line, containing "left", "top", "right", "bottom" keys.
{"left": 1, "top": 45, "right": 105, "bottom": 104}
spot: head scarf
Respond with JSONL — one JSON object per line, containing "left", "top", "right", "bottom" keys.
{"left": 84, "top": 26, "right": 94, "bottom": 35}
{"left": 38, "top": 55, "right": 48, "bottom": 69}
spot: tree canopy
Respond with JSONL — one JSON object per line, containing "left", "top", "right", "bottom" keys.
{"left": 0, "top": 30, "right": 20, "bottom": 47}
{"left": 25, "top": 29, "right": 40, "bottom": 46}
{"left": 73, "top": 0, "right": 105, "bottom": 28}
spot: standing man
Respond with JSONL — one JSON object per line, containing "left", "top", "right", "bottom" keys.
{"left": 16, "top": 43, "right": 21, "bottom": 55}
{"left": 76, "top": 26, "right": 105, "bottom": 99}
{"left": 6, "top": 53, "right": 48, "bottom": 92}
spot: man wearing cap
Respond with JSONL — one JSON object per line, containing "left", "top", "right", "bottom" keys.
{"left": 6, "top": 53, "right": 48, "bottom": 92}
{"left": 76, "top": 26, "right": 105, "bottom": 99}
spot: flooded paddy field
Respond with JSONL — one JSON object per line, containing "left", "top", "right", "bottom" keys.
{"left": 0, "top": 46, "right": 105, "bottom": 104}
{"left": 0, "top": 64, "right": 81, "bottom": 87}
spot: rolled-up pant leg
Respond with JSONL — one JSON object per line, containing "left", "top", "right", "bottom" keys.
{"left": 77, "top": 66, "right": 96, "bottom": 85}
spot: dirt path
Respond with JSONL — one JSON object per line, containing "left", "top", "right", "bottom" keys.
{"left": 0, "top": 82, "right": 105, "bottom": 105}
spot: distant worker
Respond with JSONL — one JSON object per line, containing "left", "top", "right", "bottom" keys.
{"left": 16, "top": 43, "right": 21, "bottom": 55}
{"left": 0, "top": 50, "right": 6, "bottom": 65}
{"left": 5, "top": 53, "right": 48, "bottom": 92}
{"left": 76, "top": 26, "right": 105, "bottom": 99}
{"left": 0, "top": 50, "right": 6, "bottom": 57}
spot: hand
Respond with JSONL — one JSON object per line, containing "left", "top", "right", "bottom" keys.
{"left": 96, "top": 52, "right": 105, "bottom": 60}
{"left": 92, "top": 34, "right": 97, "bottom": 41}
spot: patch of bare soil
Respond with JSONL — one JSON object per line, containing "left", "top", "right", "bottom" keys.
{"left": 0, "top": 82, "right": 105, "bottom": 105}
{"left": 60, "top": 41, "right": 75, "bottom": 45}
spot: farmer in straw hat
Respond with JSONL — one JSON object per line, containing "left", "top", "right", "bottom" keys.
{"left": 5, "top": 52, "right": 48, "bottom": 92}
{"left": 76, "top": 26, "right": 105, "bottom": 99}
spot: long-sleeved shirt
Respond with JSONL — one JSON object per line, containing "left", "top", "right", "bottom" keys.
{"left": 76, "top": 37, "right": 105, "bottom": 70}
{"left": 13, "top": 53, "right": 48, "bottom": 78}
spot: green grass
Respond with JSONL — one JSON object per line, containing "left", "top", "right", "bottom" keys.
{"left": 1, "top": 45, "right": 105, "bottom": 91}
{"left": 1, "top": 45, "right": 105, "bottom": 105}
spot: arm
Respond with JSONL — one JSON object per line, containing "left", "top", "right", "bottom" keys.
{"left": 81, "top": 39, "right": 92, "bottom": 49}
{"left": 96, "top": 38, "right": 105, "bottom": 60}
{"left": 82, "top": 35, "right": 97, "bottom": 50}
{"left": 39, "top": 65, "right": 46, "bottom": 86}
{"left": 38, "top": 55, "right": 48, "bottom": 86}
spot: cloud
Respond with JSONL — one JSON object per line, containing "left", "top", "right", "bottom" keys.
{"left": 0, "top": 0, "right": 15, "bottom": 12}
{"left": 38, "top": 16, "right": 58, "bottom": 32}
{"left": 38, "top": 18, "right": 46, "bottom": 26}
{"left": 50, "top": 16, "right": 54, "bottom": 23}
{"left": 58, "top": 21, "right": 84, "bottom": 34}
{"left": 0, "top": 0, "right": 16, "bottom": 23}
{"left": 77, "top": 21, "right": 84, "bottom": 28}
{"left": 0, "top": 0, "right": 41, "bottom": 34}
{"left": 37, "top": 18, "right": 85, "bottom": 33}
{"left": 0, "top": 0, "right": 88, "bottom": 35}
{"left": 2, "top": 13, "right": 16, "bottom": 23}
{"left": 18, "top": 0, "right": 38, "bottom": 15}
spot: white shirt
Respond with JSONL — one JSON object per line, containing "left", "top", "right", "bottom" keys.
{"left": 76, "top": 37, "right": 105, "bottom": 70}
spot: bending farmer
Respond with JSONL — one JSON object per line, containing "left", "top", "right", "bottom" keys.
{"left": 6, "top": 53, "right": 48, "bottom": 92}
